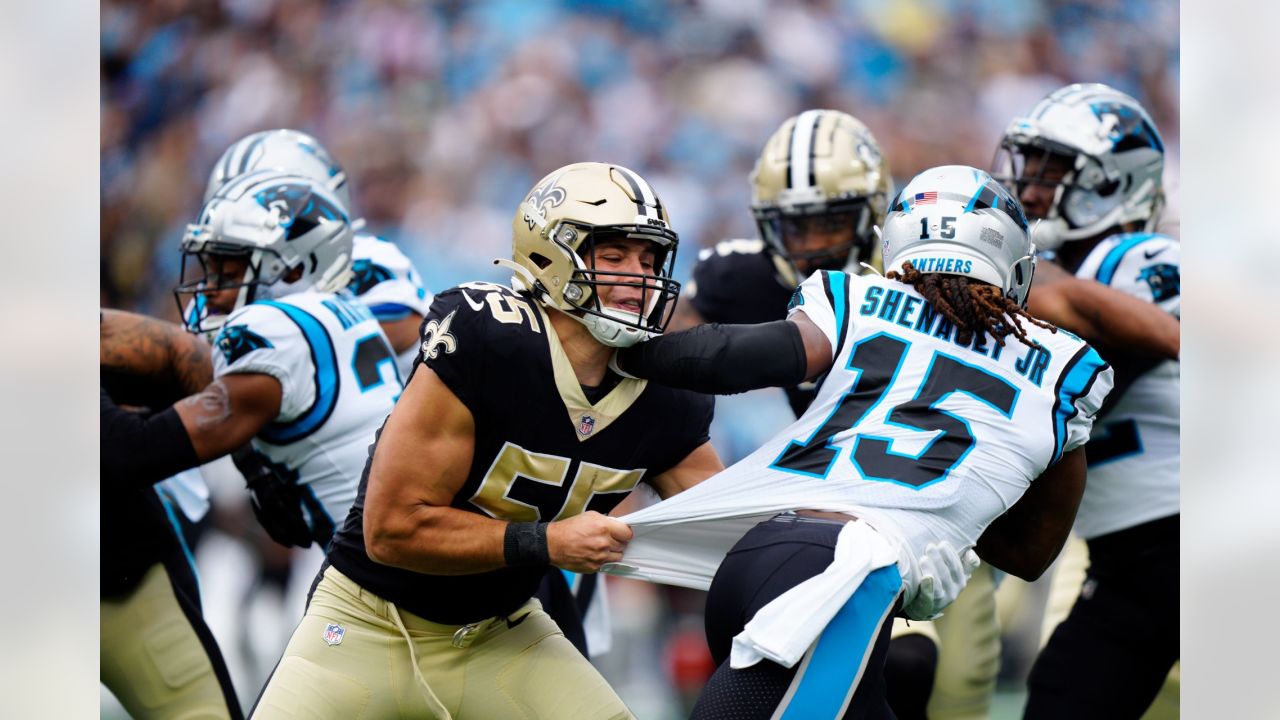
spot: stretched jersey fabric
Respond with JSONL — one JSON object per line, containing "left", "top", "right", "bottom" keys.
{"left": 688, "top": 239, "right": 817, "bottom": 415}
{"left": 329, "top": 282, "right": 714, "bottom": 625}
{"left": 1070, "top": 232, "right": 1179, "bottom": 539}
{"left": 212, "top": 290, "right": 401, "bottom": 528}
{"left": 347, "top": 233, "right": 433, "bottom": 378}
{"left": 611, "top": 270, "right": 1112, "bottom": 596}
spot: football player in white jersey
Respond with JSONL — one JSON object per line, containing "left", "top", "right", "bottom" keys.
{"left": 101, "top": 170, "right": 401, "bottom": 547}
{"left": 205, "top": 129, "right": 432, "bottom": 378}
{"left": 611, "top": 165, "right": 1113, "bottom": 719}
{"left": 993, "top": 83, "right": 1179, "bottom": 719}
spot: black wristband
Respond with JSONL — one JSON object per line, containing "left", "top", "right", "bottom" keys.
{"left": 504, "top": 521, "right": 550, "bottom": 567}
{"left": 615, "top": 320, "right": 809, "bottom": 394}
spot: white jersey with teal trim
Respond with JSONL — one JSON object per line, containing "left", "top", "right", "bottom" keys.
{"left": 211, "top": 289, "right": 402, "bottom": 525}
{"left": 610, "top": 270, "right": 1112, "bottom": 595}
{"left": 1070, "top": 232, "right": 1180, "bottom": 539}
{"left": 349, "top": 233, "right": 433, "bottom": 377}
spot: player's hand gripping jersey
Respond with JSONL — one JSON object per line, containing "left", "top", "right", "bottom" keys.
{"left": 613, "top": 269, "right": 1112, "bottom": 596}
{"left": 212, "top": 289, "right": 401, "bottom": 530}
{"left": 1069, "top": 232, "right": 1179, "bottom": 539}
{"left": 347, "top": 233, "right": 433, "bottom": 378}
{"left": 329, "top": 282, "right": 712, "bottom": 624}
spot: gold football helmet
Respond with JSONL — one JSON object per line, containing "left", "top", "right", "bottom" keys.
{"left": 751, "top": 109, "right": 894, "bottom": 285}
{"left": 501, "top": 162, "right": 681, "bottom": 347}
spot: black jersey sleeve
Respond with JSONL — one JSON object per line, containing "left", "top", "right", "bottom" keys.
{"left": 689, "top": 245, "right": 794, "bottom": 325}
{"left": 414, "top": 286, "right": 492, "bottom": 408}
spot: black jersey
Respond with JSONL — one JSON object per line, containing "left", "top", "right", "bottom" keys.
{"left": 330, "top": 282, "right": 713, "bottom": 624}
{"left": 100, "top": 387, "right": 190, "bottom": 598}
{"left": 687, "top": 240, "right": 817, "bottom": 416}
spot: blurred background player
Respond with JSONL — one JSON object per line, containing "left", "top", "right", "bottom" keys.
{"left": 101, "top": 311, "right": 242, "bottom": 720}
{"left": 204, "top": 129, "right": 432, "bottom": 378}
{"left": 993, "top": 82, "right": 1179, "bottom": 719}
{"left": 610, "top": 165, "right": 1111, "bottom": 720}
{"left": 101, "top": 172, "right": 403, "bottom": 712}
{"left": 254, "top": 162, "right": 724, "bottom": 718}
{"left": 199, "top": 129, "right": 436, "bottom": 673}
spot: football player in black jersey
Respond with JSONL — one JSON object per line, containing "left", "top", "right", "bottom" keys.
{"left": 673, "top": 109, "right": 894, "bottom": 416}
{"left": 101, "top": 311, "right": 243, "bottom": 720}
{"left": 252, "top": 162, "right": 724, "bottom": 719}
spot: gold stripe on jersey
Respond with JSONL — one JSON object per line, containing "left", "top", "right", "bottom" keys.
{"left": 537, "top": 301, "right": 648, "bottom": 441}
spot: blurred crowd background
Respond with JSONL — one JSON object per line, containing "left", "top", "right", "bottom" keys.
{"left": 100, "top": 0, "right": 1178, "bottom": 717}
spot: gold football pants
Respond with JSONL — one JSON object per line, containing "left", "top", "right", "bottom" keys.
{"left": 251, "top": 566, "right": 634, "bottom": 719}
{"left": 101, "top": 562, "right": 241, "bottom": 720}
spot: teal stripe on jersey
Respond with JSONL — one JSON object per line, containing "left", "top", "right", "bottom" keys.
{"left": 258, "top": 301, "right": 341, "bottom": 444}
{"left": 156, "top": 488, "right": 201, "bottom": 598}
{"left": 1095, "top": 233, "right": 1159, "bottom": 286}
{"left": 778, "top": 564, "right": 902, "bottom": 720}
{"left": 1051, "top": 345, "right": 1109, "bottom": 463}
{"left": 823, "top": 270, "right": 851, "bottom": 354}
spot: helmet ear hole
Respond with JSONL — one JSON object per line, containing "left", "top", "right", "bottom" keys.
{"left": 529, "top": 253, "right": 553, "bottom": 270}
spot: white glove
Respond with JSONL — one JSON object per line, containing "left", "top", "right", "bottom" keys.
{"left": 903, "top": 541, "right": 980, "bottom": 621}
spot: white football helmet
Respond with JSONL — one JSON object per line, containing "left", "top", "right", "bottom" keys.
{"left": 176, "top": 171, "right": 354, "bottom": 337}
{"left": 993, "top": 83, "right": 1164, "bottom": 251}
{"left": 881, "top": 165, "right": 1037, "bottom": 307}
{"left": 205, "top": 129, "right": 351, "bottom": 211}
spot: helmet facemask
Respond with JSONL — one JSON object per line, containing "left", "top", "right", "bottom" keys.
{"left": 754, "top": 194, "right": 876, "bottom": 285}
{"left": 547, "top": 221, "right": 681, "bottom": 347}
{"left": 175, "top": 172, "right": 354, "bottom": 338}
{"left": 992, "top": 84, "right": 1165, "bottom": 251}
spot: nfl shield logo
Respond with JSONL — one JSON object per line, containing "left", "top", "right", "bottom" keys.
{"left": 578, "top": 414, "right": 596, "bottom": 437}
{"left": 323, "top": 623, "right": 345, "bottom": 646}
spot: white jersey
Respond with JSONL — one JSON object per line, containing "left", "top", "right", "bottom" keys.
{"left": 348, "top": 233, "right": 433, "bottom": 377}
{"left": 212, "top": 290, "right": 401, "bottom": 525}
{"left": 1070, "top": 232, "right": 1180, "bottom": 539}
{"left": 611, "top": 270, "right": 1112, "bottom": 595}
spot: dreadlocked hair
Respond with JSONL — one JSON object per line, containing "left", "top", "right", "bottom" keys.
{"left": 886, "top": 261, "right": 1055, "bottom": 349}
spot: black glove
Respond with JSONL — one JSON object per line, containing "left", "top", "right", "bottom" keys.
{"left": 232, "top": 446, "right": 335, "bottom": 548}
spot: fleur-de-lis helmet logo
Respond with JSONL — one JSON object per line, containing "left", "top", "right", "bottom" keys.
{"left": 522, "top": 180, "right": 567, "bottom": 231}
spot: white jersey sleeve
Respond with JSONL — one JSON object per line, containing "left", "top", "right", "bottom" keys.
{"left": 1057, "top": 341, "right": 1114, "bottom": 457}
{"left": 211, "top": 303, "right": 317, "bottom": 423}
{"left": 786, "top": 270, "right": 852, "bottom": 363}
{"left": 348, "top": 234, "right": 433, "bottom": 320}
{"left": 1075, "top": 232, "right": 1180, "bottom": 317}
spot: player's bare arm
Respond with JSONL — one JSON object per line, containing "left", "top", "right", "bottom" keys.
{"left": 101, "top": 308, "right": 213, "bottom": 404}
{"left": 1028, "top": 262, "right": 1179, "bottom": 360}
{"left": 648, "top": 441, "right": 725, "bottom": 499}
{"left": 172, "top": 373, "right": 283, "bottom": 460}
{"left": 974, "top": 447, "right": 1086, "bottom": 581}
{"left": 378, "top": 313, "right": 425, "bottom": 355}
{"left": 363, "top": 364, "right": 633, "bottom": 575}
{"left": 790, "top": 310, "right": 835, "bottom": 380}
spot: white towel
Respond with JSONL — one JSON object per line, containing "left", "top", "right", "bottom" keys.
{"left": 729, "top": 519, "right": 900, "bottom": 669}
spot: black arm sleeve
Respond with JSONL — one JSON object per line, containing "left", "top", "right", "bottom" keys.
{"left": 614, "top": 320, "right": 808, "bottom": 395}
{"left": 101, "top": 387, "right": 199, "bottom": 487}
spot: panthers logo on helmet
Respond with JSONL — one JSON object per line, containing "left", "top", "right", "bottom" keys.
{"left": 1138, "top": 263, "right": 1179, "bottom": 302}
{"left": 1090, "top": 101, "right": 1165, "bottom": 153}
{"left": 216, "top": 324, "right": 274, "bottom": 364}
{"left": 253, "top": 182, "right": 348, "bottom": 240}
{"left": 522, "top": 179, "right": 567, "bottom": 231}
{"left": 348, "top": 259, "right": 396, "bottom": 296}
